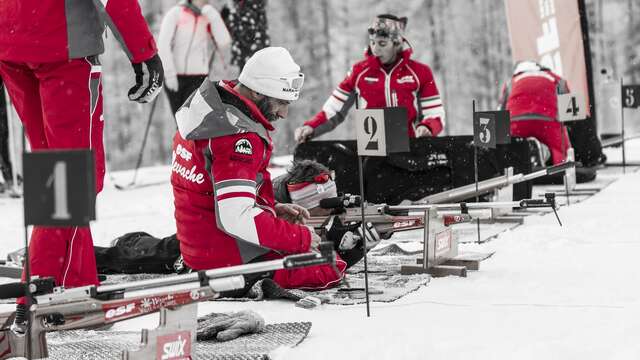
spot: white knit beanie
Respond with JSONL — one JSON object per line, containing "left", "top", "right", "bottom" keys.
{"left": 238, "top": 47, "right": 304, "bottom": 101}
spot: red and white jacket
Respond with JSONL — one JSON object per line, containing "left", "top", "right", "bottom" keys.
{"left": 304, "top": 46, "right": 445, "bottom": 138}
{"left": 158, "top": 2, "right": 231, "bottom": 78}
{"left": 0, "top": 0, "right": 156, "bottom": 63}
{"left": 171, "top": 80, "right": 316, "bottom": 270}
{"left": 498, "top": 68, "right": 570, "bottom": 122}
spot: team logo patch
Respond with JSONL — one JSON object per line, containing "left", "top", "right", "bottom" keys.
{"left": 397, "top": 75, "right": 415, "bottom": 84}
{"left": 234, "top": 138, "right": 253, "bottom": 155}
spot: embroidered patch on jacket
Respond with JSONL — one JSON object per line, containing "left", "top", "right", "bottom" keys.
{"left": 234, "top": 138, "right": 253, "bottom": 155}
{"left": 364, "top": 76, "right": 379, "bottom": 83}
{"left": 397, "top": 75, "right": 415, "bottom": 84}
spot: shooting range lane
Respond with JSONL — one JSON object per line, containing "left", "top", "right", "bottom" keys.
{"left": 203, "top": 163, "right": 640, "bottom": 360}
{"left": 0, "top": 144, "right": 639, "bottom": 359}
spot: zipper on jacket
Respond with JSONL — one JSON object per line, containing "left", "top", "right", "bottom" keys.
{"left": 384, "top": 61, "right": 402, "bottom": 107}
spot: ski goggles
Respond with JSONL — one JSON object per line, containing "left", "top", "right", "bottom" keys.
{"left": 254, "top": 73, "right": 305, "bottom": 91}
{"left": 286, "top": 171, "right": 335, "bottom": 190}
{"left": 367, "top": 17, "right": 405, "bottom": 41}
{"left": 287, "top": 177, "right": 338, "bottom": 209}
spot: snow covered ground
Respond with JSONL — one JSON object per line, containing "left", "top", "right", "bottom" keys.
{"left": 1, "top": 141, "right": 640, "bottom": 359}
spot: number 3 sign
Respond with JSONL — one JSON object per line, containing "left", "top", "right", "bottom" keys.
{"left": 23, "top": 150, "right": 96, "bottom": 226}
{"left": 473, "top": 110, "right": 510, "bottom": 149}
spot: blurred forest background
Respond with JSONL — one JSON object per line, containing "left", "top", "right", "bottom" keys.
{"left": 100, "top": 0, "right": 640, "bottom": 170}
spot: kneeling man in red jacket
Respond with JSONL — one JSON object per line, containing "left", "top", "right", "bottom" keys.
{"left": 171, "top": 47, "right": 347, "bottom": 290}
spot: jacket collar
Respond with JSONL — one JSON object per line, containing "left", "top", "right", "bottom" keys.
{"left": 220, "top": 80, "right": 275, "bottom": 131}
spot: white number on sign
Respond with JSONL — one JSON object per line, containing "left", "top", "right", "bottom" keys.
{"left": 48, "top": 161, "right": 71, "bottom": 220}
{"left": 624, "top": 88, "right": 636, "bottom": 108}
{"left": 565, "top": 96, "right": 580, "bottom": 117}
{"left": 479, "top": 117, "right": 491, "bottom": 143}
{"left": 364, "top": 116, "right": 379, "bottom": 150}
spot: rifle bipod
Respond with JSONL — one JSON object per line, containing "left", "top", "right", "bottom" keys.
{"left": 0, "top": 244, "right": 335, "bottom": 359}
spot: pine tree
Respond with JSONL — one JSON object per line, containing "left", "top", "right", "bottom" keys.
{"left": 222, "top": 0, "right": 271, "bottom": 72}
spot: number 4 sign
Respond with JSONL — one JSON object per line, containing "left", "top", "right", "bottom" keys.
{"left": 557, "top": 92, "right": 587, "bottom": 122}
{"left": 23, "top": 150, "right": 96, "bottom": 226}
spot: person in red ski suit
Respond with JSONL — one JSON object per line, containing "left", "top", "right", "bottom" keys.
{"left": 171, "top": 46, "right": 347, "bottom": 290}
{"left": 498, "top": 61, "right": 572, "bottom": 165}
{"left": 294, "top": 14, "right": 445, "bottom": 143}
{"left": 0, "top": 0, "right": 164, "bottom": 331}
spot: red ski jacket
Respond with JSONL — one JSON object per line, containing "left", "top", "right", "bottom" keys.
{"left": 0, "top": 0, "right": 157, "bottom": 63}
{"left": 499, "top": 68, "right": 570, "bottom": 122}
{"left": 171, "top": 80, "right": 315, "bottom": 270}
{"left": 304, "top": 47, "right": 445, "bottom": 138}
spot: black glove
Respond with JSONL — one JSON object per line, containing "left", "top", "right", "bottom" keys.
{"left": 324, "top": 216, "right": 381, "bottom": 250}
{"left": 128, "top": 54, "right": 164, "bottom": 103}
{"left": 197, "top": 310, "right": 265, "bottom": 341}
{"left": 324, "top": 216, "right": 361, "bottom": 250}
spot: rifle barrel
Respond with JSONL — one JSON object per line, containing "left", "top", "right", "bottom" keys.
{"left": 97, "top": 252, "right": 330, "bottom": 295}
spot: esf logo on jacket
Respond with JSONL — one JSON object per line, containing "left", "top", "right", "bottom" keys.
{"left": 234, "top": 139, "right": 253, "bottom": 155}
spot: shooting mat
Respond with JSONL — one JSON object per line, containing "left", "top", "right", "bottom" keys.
{"left": 46, "top": 321, "right": 312, "bottom": 360}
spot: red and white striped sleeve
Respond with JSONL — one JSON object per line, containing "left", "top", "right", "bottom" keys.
{"left": 209, "top": 133, "right": 312, "bottom": 254}
{"left": 304, "top": 68, "right": 358, "bottom": 136}
{"left": 417, "top": 65, "right": 445, "bottom": 136}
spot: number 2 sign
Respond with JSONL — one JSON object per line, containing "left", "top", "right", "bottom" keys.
{"left": 355, "top": 108, "right": 409, "bottom": 157}
{"left": 23, "top": 150, "right": 96, "bottom": 226}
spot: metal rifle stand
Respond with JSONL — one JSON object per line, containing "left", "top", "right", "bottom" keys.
{"left": 399, "top": 207, "right": 467, "bottom": 277}
{"left": 357, "top": 155, "right": 371, "bottom": 317}
{"left": 561, "top": 124, "right": 571, "bottom": 205}
{"left": 123, "top": 303, "right": 198, "bottom": 360}
{"left": 472, "top": 100, "right": 481, "bottom": 243}
{"left": 620, "top": 77, "right": 627, "bottom": 174}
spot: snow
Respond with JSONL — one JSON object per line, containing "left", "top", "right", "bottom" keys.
{"left": 2, "top": 141, "right": 640, "bottom": 359}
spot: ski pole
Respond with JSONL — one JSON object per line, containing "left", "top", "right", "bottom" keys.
{"left": 115, "top": 97, "right": 159, "bottom": 190}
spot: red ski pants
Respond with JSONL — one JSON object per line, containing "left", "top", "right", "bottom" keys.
{"left": 0, "top": 57, "right": 105, "bottom": 296}
{"left": 511, "top": 119, "right": 572, "bottom": 165}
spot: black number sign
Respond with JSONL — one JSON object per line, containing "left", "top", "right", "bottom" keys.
{"left": 622, "top": 85, "right": 640, "bottom": 108}
{"left": 23, "top": 150, "right": 96, "bottom": 226}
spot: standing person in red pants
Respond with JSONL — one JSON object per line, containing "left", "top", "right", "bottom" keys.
{"left": 498, "top": 60, "right": 572, "bottom": 165}
{"left": 0, "top": 0, "right": 164, "bottom": 333}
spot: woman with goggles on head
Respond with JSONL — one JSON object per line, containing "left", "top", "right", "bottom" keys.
{"left": 295, "top": 14, "right": 446, "bottom": 143}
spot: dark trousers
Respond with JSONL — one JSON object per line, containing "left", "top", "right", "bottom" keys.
{"left": 94, "top": 232, "right": 181, "bottom": 274}
{"left": 165, "top": 75, "right": 208, "bottom": 115}
{"left": 0, "top": 77, "right": 12, "bottom": 182}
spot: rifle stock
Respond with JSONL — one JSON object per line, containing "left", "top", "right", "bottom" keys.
{"left": 0, "top": 246, "right": 336, "bottom": 359}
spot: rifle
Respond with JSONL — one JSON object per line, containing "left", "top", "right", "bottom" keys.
{"left": 418, "top": 162, "right": 575, "bottom": 205}
{"left": 307, "top": 193, "right": 560, "bottom": 240}
{"left": 0, "top": 244, "right": 336, "bottom": 360}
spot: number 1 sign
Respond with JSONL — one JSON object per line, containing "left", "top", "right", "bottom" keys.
{"left": 23, "top": 150, "right": 96, "bottom": 226}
